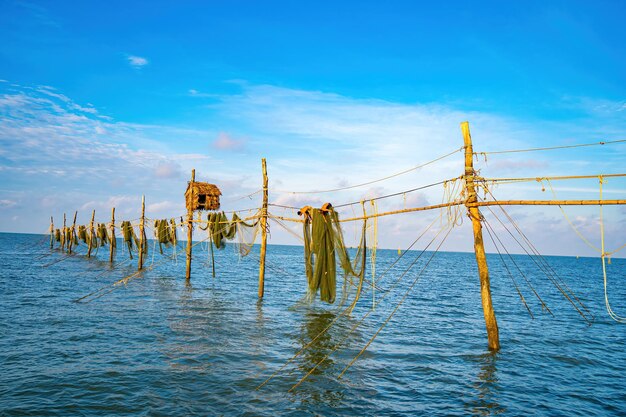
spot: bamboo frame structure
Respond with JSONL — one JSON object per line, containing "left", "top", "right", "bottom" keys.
{"left": 47, "top": 119, "right": 626, "bottom": 350}
{"left": 258, "top": 158, "right": 268, "bottom": 298}
{"left": 462, "top": 121, "right": 499, "bottom": 351}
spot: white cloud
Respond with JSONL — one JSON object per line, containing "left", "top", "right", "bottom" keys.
{"left": 127, "top": 55, "right": 148, "bottom": 68}
{"left": 212, "top": 132, "right": 245, "bottom": 151}
{"left": 154, "top": 160, "right": 182, "bottom": 179}
{"left": 1, "top": 81, "right": 624, "bottom": 256}
{"left": 0, "top": 199, "right": 17, "bottom": 208}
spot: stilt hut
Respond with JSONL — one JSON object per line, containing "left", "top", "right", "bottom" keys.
{"left": 185, "top": 182, "right": 221, "bottom": 211}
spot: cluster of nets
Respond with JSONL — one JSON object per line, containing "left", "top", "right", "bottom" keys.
{"left": 300, "top": 204, "right": 366, "bottom": 306}
{"left": 201, "top": 211, "right": 260, "bottom": 257}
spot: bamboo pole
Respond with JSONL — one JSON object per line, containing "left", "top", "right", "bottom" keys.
{"left": 462, "top": 121, "right": 500, "bottom": 351}
{"left": 138, "top": 196, "right": 145, "bottom": 271}
{"left": 69, "top": 211, "right": 77, "bottom": 254}
{"left": 50, "top": 216, "right": 54, "bottom": 249}
{"left": 110, "top": 207, "right": 116, "bottom": 263}
{"left": 87, "top": 210, "right": 95, "bottom": 258}
{"left": 61, "top": 213, "right": 67, "bottom": 252}
{"left": 186, "top": 169, "right": 195, "bottom": 281}
{"left": 276, "top": 199, "right": 626, "bottom": 224}
{"left": 472, "top": 199, "right": 626, "bottom": 207}
{"left": 258, "top": 158, "right": 268, "bottom": 298}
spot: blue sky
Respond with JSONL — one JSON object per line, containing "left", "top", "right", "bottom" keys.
{"left": 1, "top": 0, "right": 625, "bottom": 256}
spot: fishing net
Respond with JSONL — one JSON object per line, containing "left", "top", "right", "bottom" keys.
{"left": 97, "top": 223, "right": 109, "bottom": 247}
{"left": 121, "top": 221, "right": 140, "bottom": 259}
{"left": 201, "top": 211, "right": 259, "bottom": 256}
{"left": 301, "top": 205, "right": 365, "bottom": 305}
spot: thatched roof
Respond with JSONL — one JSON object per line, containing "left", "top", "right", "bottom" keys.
{"left": 185, "top": 182, "right": 221, "bottom": 211}
{"left": 185, "top": 182, "right": 221, "bottom": 197}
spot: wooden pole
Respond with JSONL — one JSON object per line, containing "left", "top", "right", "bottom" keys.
{"left": 110, "top": 207, "right": 116, "bottom": 263}
{"left": 61, "top": 213, "right": 67, "bottom": 252}
{"left": 258, "top": 158, "right": 268, "bottom": 298}
{"left": 186, "top": 169, "right": 195, "bottom": 281}
{"left": 87, "top": 210, "right": 95, "bottom": 258}
{"left": 69, "top": 211, "right": 77, "bottom": 254}
{"left": 462, "top": 121, "right": 500, "bottom": 351}
{"left": 50, "top": 216, "right": 54, "bottom": 248}
{"left": 138, "top": 196, "right": 145, "bottom": 271}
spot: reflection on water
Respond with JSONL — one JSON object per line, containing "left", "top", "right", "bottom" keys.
{"left": 293, "top": 311, "right": 348, "bottom": 406}
{"left": 297, "top": 311, "right": 338, "bottom": 376}
{"left": 466, "top": 352, "right": 506, "bottom": 416}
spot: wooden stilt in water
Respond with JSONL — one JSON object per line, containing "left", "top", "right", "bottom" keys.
{"left": 50, "top": 216, "right": 54, "bottom": 249}
{"left": 62, "top": 213, "right": 67, "bottom": 252}
{"left": 461, "top": 121, "right": 500, "bottom": 351}
{"left": 138, "top": 196, "right": 145, "bottom": 271}
{"left": 69, "top": 211, "right": 77, "bottom": 254}
{"left": 110, "top": 207, "right": 116, "bottom": 263}
{"left": 87, "top": 210, "right": 95, "bottom": 258}
{"left": 258, "top": 158, "right": 268, "bottom": 298}
{"left": 186, "top": 170, "right": 195, "bottom": 281}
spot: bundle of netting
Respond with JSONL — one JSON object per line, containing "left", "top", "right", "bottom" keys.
{"left": 63, "top": 227, "right": 73, "bottom": 247}
{"left": 299, "top": 203, "right": 365, "bottom": 305}
{"left": 154, "top": 219, "right": 177, "bottom": 254}
{"left": 169, "top": 219, "right": 177, "bottom": 246}
{"left": 202, "top": 212, "right": 238, "bottom": 249}
{"left": 110, "top": 223, "right": 116, "bottom": 251}
{"left": 87, "top": 223, "right": 96, "bottom": 252}
{"left": 55, "top": 229, "right": 61, "bottom": 242}
{"left": 97, "top": 223, "right": 109, "bottom": 247}
{"left": 78, "top": 225, "right": 88, "bottom": 244}
{"left": 121, "top": 221, "right": 140, "bottom": 259}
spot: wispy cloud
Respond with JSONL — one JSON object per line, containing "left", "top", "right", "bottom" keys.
{"left": 127, "top": 55, "right": 148, "bottom": 69}
{"left": 212, "top": 132, "right": 245, "bottom": 151}
{"left": 1, "top": 81, "right": 624, "bottom": 256}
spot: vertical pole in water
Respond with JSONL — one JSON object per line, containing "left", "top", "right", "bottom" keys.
{"left": 62, "top": 213, "right": 67, "bottom": 252}
{"left": 138, "top": 196, "right": 145, "bottom": 271}
{"left": 50, "top": 216, "right": 54, "bottom": 249}
{"left": 69, "top": 211, "right": 77, "bottom": 254}
{"left": 110, "top": 207, "right": 116, "bottom": 263}
{"left": 461, "top": 121, "right": 500, "bottom": 351}
{"left": 87, "top": 210, "right": 95, "bottom": 258}
{"left": 186, "top": 169, "right": 195, "bottom": 281}
{"left": 258, "top": 158, "right": 268, "bottom": 298}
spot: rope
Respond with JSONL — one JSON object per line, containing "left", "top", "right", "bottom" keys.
{"left": 334, "top": 178, "right": 455, "bottom": 208}
{"left": 482, "top": 215, "right": 553, "bottom": 316}
{"left": 545, "top": 179, "right": 602, "bottom": 253}
{"left": 480, "top": 173, "right": 626, "bottom": 185}
{"left": 599, "top": 176, "right": 626, "bottom": 323}
{"left": 275, "top": 147, "right": 463, "bottom": 194}
{"left": 482, "top": 218, "right": 535, "bottom": 318}
{"left": 255, "top": 216, "right": 440, "bottom": 391}
{"left": 475, "top": 139, "right": 626, "bottom": 156}
{"left": 480, "top": 191, "right": 593, "bottom": 322}
{"left": 336, "top": 226, "right": 453, "bottom": 380}
{"left": 286, "top": 224, "right": 451, "bottom": 392}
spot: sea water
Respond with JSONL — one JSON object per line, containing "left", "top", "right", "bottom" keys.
{"left": 1, "top": 233, "right": 624, "bottom": 416}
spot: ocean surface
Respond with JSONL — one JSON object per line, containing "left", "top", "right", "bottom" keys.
{"left": 1, "top": 232, "right": 625, "bottom": 416}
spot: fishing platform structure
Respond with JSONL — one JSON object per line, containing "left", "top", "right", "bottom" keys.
{"left": 46, "top": 122, "right": 626, "bottom": 361}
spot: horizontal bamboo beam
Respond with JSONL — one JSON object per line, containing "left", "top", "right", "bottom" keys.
{"left": 274, "top": 198, "right": 626, "bottom": 223}
{"left": 470, "top": 199, "right": 626, "bottom": 207}
{"left": 481, "top": 173, "right": 626, "bottom": 183}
